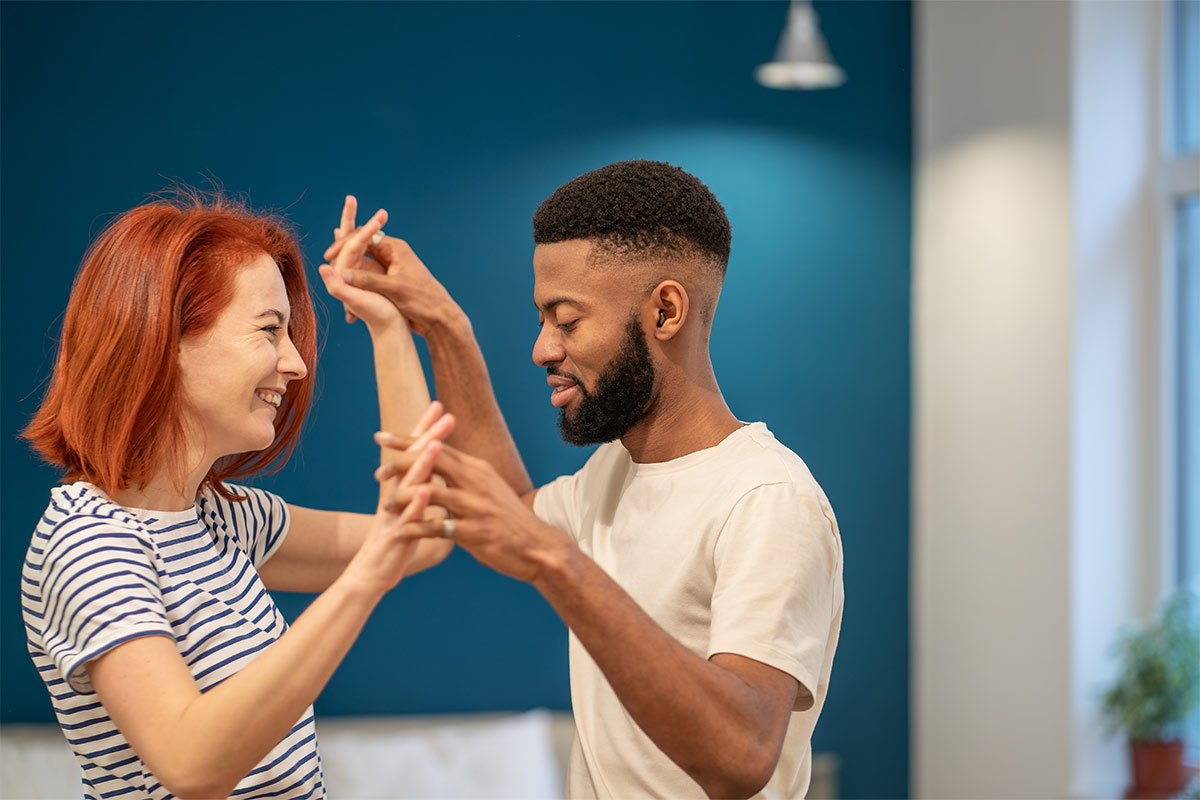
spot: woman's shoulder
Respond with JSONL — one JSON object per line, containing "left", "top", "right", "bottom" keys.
{"left": 37, "top": 482, "right": 153, "bottom": 547}
{"left": 45, "top": 481, "right": 145, "bottom": 525}
{"left": 24, "top": 483, "right": 160, "bottom": 581}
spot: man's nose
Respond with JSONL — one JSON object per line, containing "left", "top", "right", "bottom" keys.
{"left": 532, "top": 324, "right": 563, "bottom": 367}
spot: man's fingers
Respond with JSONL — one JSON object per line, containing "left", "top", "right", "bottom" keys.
{"left": 377, "top": 428, "right": 468, "bottom": 483}
{"left": 422, "top": 484, "right": 489, "bottom": 518}
{"left": 394, "top": 486, "right": 431, "bottom": 525}
{"left": 395, "top": 518, "right": 453, "bottom": 541}
{"left": 398, "top": 439, "right": 442, "bottom": 488}
{"left": 339, "top": 266, "right": 396, "bottom": 296}
{"left": 376, "top": 459, "right": 413, "bottom": 483}
{"left": 373, "top": 415, "right": 456, "bottom": 476}
{"left": 379, "top": 483, "right": 430, "bottom": 515}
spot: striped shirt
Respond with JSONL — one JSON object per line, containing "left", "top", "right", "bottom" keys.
{"left": 21, "top": 481, "right": 324, "bottom": 800}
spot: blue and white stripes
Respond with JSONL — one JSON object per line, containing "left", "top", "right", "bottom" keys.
{"left": 22, "top": 482, "right": 324, "bottom": 799}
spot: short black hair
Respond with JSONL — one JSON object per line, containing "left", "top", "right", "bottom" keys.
{"left": 532, "top": 160, "right": 731, "bottom": 276}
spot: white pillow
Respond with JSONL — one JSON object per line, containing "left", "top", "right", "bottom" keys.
{"left": 0, "top": 725, "right": 82, "bottom": 800}
{"left": 317, "top": 709, "right": 564, "bottom": 799}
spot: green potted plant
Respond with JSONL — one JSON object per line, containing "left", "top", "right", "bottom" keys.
{"left": 1102, "top": 589, "right": 1200, "bottom": 799}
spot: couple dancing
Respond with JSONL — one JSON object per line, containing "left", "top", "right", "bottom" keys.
{"left": 21, "top": 160, "right": 842, "bottom": 800}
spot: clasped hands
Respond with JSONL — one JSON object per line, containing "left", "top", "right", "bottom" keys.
{"left": 372, "top": 430, "right": 569, "bottom": 585}
{"left": 318, "top": 196, "right": 567, "bottom": 587}
{"left": 318, "top": 195, "right": 460, "bottom": 336}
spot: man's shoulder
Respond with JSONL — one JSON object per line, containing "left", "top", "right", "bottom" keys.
{"left": 699, "top": 422, "right": 813, "bottom": 484}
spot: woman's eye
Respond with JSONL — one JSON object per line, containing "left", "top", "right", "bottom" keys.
{"left": 261, "top": 325, "right": 281, "bottom": 337}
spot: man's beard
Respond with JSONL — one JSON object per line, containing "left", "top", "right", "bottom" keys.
{"left": 556, "top": 316, "right": 656, "bottom": 446}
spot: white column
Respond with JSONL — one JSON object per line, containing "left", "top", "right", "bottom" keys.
{"left": 913, "top": 1, "right": 1164, "bottom": 797}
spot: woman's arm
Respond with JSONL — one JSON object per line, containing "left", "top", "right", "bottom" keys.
{"left": 259, "top": 199, "right": 454, "bottom": 593}
{"left": 86, "top": 446, "right": 442, "bottom": 800}
{"left": 258, "top": 431, "right": 453, "bottom": 592}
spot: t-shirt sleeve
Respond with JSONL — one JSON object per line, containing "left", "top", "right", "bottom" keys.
{"left": 203, "top": 484, "right": 291, "bottom": 567}
{"left": 38, "top": 515, "right": 172, "bottom": 694}
{"left": 533, "top": 471, "right": 583, "bottom": 541}
{"left": 708, "top": 483, "right": 841, "bottom": 711}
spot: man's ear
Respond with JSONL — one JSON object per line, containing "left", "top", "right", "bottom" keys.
{"left": 650, "top": 281, "right": 688, "bottom": 340}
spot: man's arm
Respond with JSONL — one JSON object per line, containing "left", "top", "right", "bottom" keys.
{"left": 423, "top": 312, "right": 533, "bottom": 496}
{"left": 375, "top": 438, "right": 798, "bottom": 798}
{"left": 326, "top": 231, "right": 532, "bottom": 495}
{"left": 540, "top": 548, "right": 799, "bottom": 798}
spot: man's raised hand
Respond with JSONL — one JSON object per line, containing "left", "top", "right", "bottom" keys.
{"left": 323, "top": 214, "right": 462, "bottom": 338}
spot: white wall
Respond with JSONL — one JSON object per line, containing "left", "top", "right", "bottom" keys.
{"left": 914, "top": 1, "right": 1164, "bottom": 797}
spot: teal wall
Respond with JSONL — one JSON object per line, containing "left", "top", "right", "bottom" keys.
{"left": 1, "top": 2, "right": 911, "bottom": 797}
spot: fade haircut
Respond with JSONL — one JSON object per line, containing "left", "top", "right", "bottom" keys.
{"left": 532, "top": 160, "right": 731, "bottom": 277}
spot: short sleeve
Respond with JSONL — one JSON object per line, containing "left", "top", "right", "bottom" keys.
{"left": 708, "top": 483, "right": 841, "bottom": 711}
{"left": 38, "top": 516, "right": 172, "bottom": 694}
{"left": 201, "top": 484, "right": 291, "bottom": 567}
{"left": 533, "top": 471, "right": 583, "bottom": 541}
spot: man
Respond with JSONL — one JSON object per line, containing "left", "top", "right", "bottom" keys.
{"left": 332, "top": 160, "right": 843, "bottom": 799}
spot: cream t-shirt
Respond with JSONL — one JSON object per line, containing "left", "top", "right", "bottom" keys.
{"left": 534, "top": 422, "right": 843, "bottom": 799}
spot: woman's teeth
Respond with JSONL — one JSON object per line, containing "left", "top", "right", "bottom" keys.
{"left": 255, "top": 390, "right": 282, "bottom": 408}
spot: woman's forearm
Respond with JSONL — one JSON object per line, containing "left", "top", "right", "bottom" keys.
{"left": 172, "top": 576, "right": 379, "bottom": 796}
{"left": 370, "top": 318, "right": 431, "bottom": 457}
{"left": 367, "top": 317, "right": 453, "bottom": 568}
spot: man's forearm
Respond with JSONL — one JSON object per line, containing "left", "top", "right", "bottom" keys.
{"left": 532, "top": 543, "right": 790, "bottom": 798}
{"left": 425, "top": 314, "right": 532, "bottom": 494}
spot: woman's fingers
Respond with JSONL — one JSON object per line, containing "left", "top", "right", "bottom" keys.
{"left": 409, "top": 401, "right": 444, "bottom": 439}
{"left": 373, "top": 444, "right": 449, "bottom": 484}
{"left": 340, "top": 195, "right": 358, "bottom": 238}
{"left": 376, "top": 428, "right": 467, "bottom": 484}
{"left": 337, "top": 209, "right": 387, "bottom": 269}
{"left": 398, "top": 440, "right": 441, "bottom": 488}
{"left": 373, "top": 414, "right": 455, "bottom": 461}
{"left": 327, "top": 207, "right": 386, "bottom": 266}
{"left": 329, "top": 199, "right": 359, "bottom": 323}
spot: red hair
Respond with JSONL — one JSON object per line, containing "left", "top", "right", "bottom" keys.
{"left": 23, "top": 189, "right": 318, "bottom": 501}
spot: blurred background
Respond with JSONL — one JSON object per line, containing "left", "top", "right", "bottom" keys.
{"left": 1, "top": 1, "right": 1196, "bottom": 798}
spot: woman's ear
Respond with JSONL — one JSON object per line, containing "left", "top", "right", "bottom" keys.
{"left": 650, "top": 281, "right": 688, "bottom": 340}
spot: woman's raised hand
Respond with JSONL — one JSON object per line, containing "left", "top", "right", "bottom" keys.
{"left": 340, "top": 402, "right": 456, "bottom": 597}
{"left": 317, "top": 195, "right": 403, "bottom": 331}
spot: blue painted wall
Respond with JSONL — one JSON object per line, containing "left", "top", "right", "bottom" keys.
{"left": 1, "top": 2, "right": 910, "bottom": 797}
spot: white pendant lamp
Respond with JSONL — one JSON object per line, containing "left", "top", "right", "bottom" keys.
{"left": 755, "top": 0, "right": 846, "bottom": 90}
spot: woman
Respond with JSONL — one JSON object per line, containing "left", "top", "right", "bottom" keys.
{"left": 20, "top": 190, "right": 450, "bottom": 799}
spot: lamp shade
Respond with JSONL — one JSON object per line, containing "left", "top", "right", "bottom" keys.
{"left": 755, "top": 0, "right": 846, "bottom": 90}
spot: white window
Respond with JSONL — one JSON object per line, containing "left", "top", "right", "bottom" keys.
{"left": 1166, "top": 0, "right": 1200, "bottom": 760}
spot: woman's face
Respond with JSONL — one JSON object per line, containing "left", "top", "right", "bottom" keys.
{"left": 178, "top": 252, "right": 308, "bottom": 463}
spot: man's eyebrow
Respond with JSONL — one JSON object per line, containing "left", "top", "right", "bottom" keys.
{"left": 535, "top": 297, "right": 585, "bottom": 313}
{"left": 256, "top": 309, "right": 288, "bottom": 324}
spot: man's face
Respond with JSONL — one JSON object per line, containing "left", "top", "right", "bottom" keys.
{"left": 532, "top": 240, "right": 657, "bottom": 445}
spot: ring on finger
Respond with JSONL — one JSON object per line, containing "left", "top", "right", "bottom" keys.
{"left": 441, "top": 518, "right": 456, "bottom": 540}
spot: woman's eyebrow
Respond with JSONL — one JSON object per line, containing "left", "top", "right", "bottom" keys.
{"left": 255, "top": 309, "right": 288, "bottom": 324}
